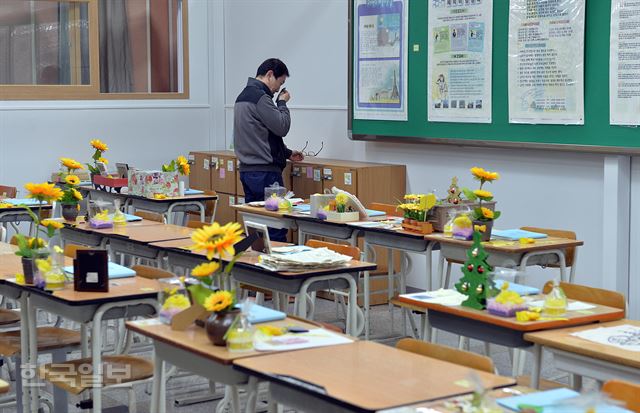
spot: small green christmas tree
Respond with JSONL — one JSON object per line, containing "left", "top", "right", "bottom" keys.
{"left": 455, "top": 231, "right": 497, "bottom": 309}
{"left": 446, "top": 176, "right": 462, "bottom": 204}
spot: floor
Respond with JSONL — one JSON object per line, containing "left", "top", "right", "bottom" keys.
{"left": 5, "top": 296, "right": 587, "bottom": 413}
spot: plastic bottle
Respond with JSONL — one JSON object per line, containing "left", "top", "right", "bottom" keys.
{"left": 543, "top": 280, "right": 568, "bottom": 316}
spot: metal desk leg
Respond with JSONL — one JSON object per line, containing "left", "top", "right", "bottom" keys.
{"left": 244, "top": 377, "right": 259, "bottom": 413}
{"left": 151, "top": 351, "right": 166, "bottom": 413}
{"left": 80, "top": 324, "right": 89, "bottom": 358}
{"left": 570, "top": 249, "right": 578, "bottom": 283}
{"left": 530, "top": 343, "right": 542, "bottom": 390}
{"left": 19, "top": 294, "right": 30, "bottom": 413}
{"left": 27, "top": 295, "right": 39, "bottom": 413}
{"left": 363, "top": 240, "right": 371, "bottom": 340}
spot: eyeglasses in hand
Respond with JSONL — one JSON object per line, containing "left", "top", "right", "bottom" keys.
{"left": 300, "top": 140, "right": 323, "bottom": 157}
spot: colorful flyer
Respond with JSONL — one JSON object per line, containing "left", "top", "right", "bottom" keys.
{"left": 428, "top": 0, "right": 493, "bottom": 123}
{"left": 610, "top": 0, "right": 640, "bottom": 126}
{"left": 353, "top": 0, "right": 409, "bottom": 121}
{"left": 508, "top": 0, "right": 586, "bottom": 125}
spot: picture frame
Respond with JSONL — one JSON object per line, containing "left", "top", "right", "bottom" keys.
{"left": 96, "top": 161, "right": 108, "bottom": 176}
{"left": 73, "top": 249, "right": 109, "bottom": 292}
{"left": 116, "top": 163, "right": 129, "bottom": 179}
{"left": 243, "top": 221, "right": 272, "bottom": 254}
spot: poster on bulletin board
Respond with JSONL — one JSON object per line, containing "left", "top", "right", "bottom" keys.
{"left": 610, "top": 0, "right": 640, "bottom": 127}
{"left": 427, "top": 0, "right": 493, "bottom": 123}
{"left": 507, "top": 0, "right": 586, "bottom": 125}
{"left": 353, "top": 0, "right": 409, "bottom": 121}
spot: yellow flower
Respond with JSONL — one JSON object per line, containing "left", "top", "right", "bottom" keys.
{"left": 481, "top": 207, "right": 494, "bottom": 219}
{"left": 179, "top": 162, "right": 190, "bottom": 176}
{"left": 36, "top": 258, "right": 52, "bottom": 273}
{"left": 40, "top": 219, "right": 64, "bottom": 230}
{"left": 0, "top": 203, "right": 12, "bottom": 209}
{"left": 162, "top": 293, "right": 191, "bottom": 310}
{"left": 177, "top": 155, "right": 188, "bottom": 166}
{"left": 190, "top": 222, "right": 243, "bottom": 260}
{"left": 71, "top": 188, "right": 83, "bottom": 201}
{"left": 191, "top": 261, "right": 221, "bottom": 277}
{"left": 257, "top": 325, "right": 286, "bottom": 336}
{"left": 98, "top": 157, "right": 109, "bottom": 165}
{"left": 90, "top": 139, "right": 109, "bottom": 152}
{"left": 24, "top": 182, "right": 63, "bottom": 203}
{"left": 28, "top": 237, "right": 45, "bottom": 249}
{"left": 60, "top": 158, "right": 84, "bottom": 171}
{"left": 65, "top": 175, "right": 80, "bottom": 186}
{"left": 473, "top": 189, "right": 493, "bottom": 199}
{"left": 470, "top": 166, "right": 499, "bottom": 181}
{"left": 203, "top": 290, "right": 234, "bottom": 312}
{"left": 335, "top": 193, "right": 348, "bottom": 206}
{"left": 474, "top": 224, "right": 487, "bottom": 233}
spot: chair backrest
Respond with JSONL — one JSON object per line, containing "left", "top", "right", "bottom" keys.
{"left": 134, "top": 211, "right": 165, "bottom": 223}
{"left": 0, "top": 185, "right": 17, "bottom": 199}
{"left": 0, "top": 226, "right": 5, "bottom": 243}
{"left": 542, "top": 281, "right": 626, "bottom": 312}
{"left": 368, "top": 202, "right": 401, "bottom": 217}
{"left": 520, "top": 226, "right": 576, "bottom": 267}
{"left": 396, "top": 338, "right": 495, "bottom": 374}
{"left": 305, "top": 239, "right": 360, "bottom": 260}
{"left": 9, "top": 235, "right": 18, "bottom": 246}
{"left": 131, "top": 265, "right": 176, "bottom": 280}
{"left": 187, "top": 220, "right": 208, "bottom": 229}
{"left": 603, "top": 380, "right": 640, "bottom": 413}
{"left": 63, "top": 244, "right": 90, "bottom": 259}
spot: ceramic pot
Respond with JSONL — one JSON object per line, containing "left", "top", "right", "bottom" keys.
{"left": 473, "top": 219, "right": 493, "bottom": 241}
{"left": 61, "top": 203, "right": 79, "bottom": 222}
{"left": 205, "top": 309, "right": 240, "bottom": 346}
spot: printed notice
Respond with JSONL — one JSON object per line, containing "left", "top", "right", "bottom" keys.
{"left": 610, "top": 0, "right": 640, "bottom": 126}
{"left": 508, "top": 0, "right": 586, "bottom": 124}
{"left": 428, "top": 0, "right": 493, "bottom": 123}
{"left": 354, "top": 0, "right": 409, "bottom": 121}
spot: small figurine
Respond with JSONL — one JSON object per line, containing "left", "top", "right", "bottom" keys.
{"left": 446, "top": 176, "right": 462, "bottom": 204}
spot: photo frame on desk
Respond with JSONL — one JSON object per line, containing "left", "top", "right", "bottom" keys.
{"left": 244, "top": 221, "right": 272, "bottom": 254}
{"left": 96, "top": 161, "right": 108, "bottom": 176}
{"left": 116, "top": 163, "right": 129, "bottom": 179}
{"left": 74, "top": 249, "right": 109, "bottom": 292}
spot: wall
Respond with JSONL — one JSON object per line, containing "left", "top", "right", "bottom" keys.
{"left": 0, "top": 0, "right": 213, "bottom": 190}
{"left": 218, "top": 0, "right": 638, "bottom": 318}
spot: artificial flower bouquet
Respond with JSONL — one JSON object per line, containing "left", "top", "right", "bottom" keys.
{"left": 398, "top": 193, "right": 437, "bottom": 234}
{"left": 86, "top": 139, "right": 109, "bottom": 175}
{"left": 321, "top": 192, "right": 359, "bottom": 222}
{"left": 462, "top": 167, "right": 501, "bottom": 241}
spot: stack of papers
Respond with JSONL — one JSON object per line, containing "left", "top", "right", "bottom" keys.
{"left": 571, "top": 324, "right": 640, "bottom": 352}
{"left": 400, "top": 289, "right": 467, "bottom": 306}
{"left": 257, "top": 247, "right": 353, "bottom": 272}
{"left": 254, "top": 328, "right": 353, "bottom": 351}
{"left": 498, "top": 388, "right": 632, "bottom": 413}
{"left": 2, "top": 198, "right": 43, "bottom": 206}
{"left": 492, "top": 229, "right": 548, "bottom": 240}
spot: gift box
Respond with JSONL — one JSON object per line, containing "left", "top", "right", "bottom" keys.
{"left": 128, "top": 170, "right": 179, "bottom": 198}
{"left": 429, "top": 201, "right": 496, "bottom": 232}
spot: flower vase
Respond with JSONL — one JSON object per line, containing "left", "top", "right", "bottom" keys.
{"left": 61, "top": 203, "right": 79, "bottom": 222}
{"left": 473, "top": 219, "right": 493, "bottom": 241}
{"left": 21, "top": 257, "right": 36, "bottom": 285}
{"left": 205, "top": 309, "right": 240, "bottom": 346}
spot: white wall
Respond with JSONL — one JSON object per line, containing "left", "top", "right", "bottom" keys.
{"left": 217, "top": 0, "right": 638, "bottom": 318}
{"left": 0, "top": 0, "right": 213, "bottom": 189}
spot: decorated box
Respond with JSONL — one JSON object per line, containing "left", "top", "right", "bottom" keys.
{"left": 128, "top": 170, "right": 179, "bottom": 199}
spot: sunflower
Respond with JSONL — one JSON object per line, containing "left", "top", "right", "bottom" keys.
{"left": 203, "top": 290, "right": 234, "bottom": 312}
{"left": 190, "top": 222, "right": 243, "bottom": 260}
{"left": 473, "top": 189, "right": 493, "bottom": 199}
{"left": 470, "top": 167, "right": 499, "bottom": 182}
{"left": 177, "top": 155, "right": 188, "bottom": 166}
{"left": 191, "top": 261, "right": 220, "bottom": 277}
{"left": 98, "top": 157, "right": 109, "bottom": 165}
{"left": 40, "top": 219, "right": 64, "bottom": 230}
{"left": 65, "top": 175, "right": 80, "bottom": 186}
{"left": 71, "top": 188, "right": 83, "bottom": 201}
{"left": 90, "top": 139, "right": 109, "bottom": 152}
{"left": 179, "top": 162, "right": 190, "bottom": 176}
{"left": 481, "top": 207, "right": 494, "bottom": 219}
{"left": 28, "top": 237, "right": 46, "bottom": 249}
{"left": 60, "top": 158, "right": 84, "bottom": 171}
{"left": 24, "top": 182, "right": 63, "bottom": 203}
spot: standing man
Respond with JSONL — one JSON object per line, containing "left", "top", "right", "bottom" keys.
{"left": 234, "top": 58, "right": 304, "bottom": 242}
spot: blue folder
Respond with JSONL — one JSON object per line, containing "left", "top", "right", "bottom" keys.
{"left": 498, "top": 388, "right": 631, "bottom": 412}
{"left": 494, "top": 279, "right": 540, "bottom": 295}
{"left": 236, "top": 303, "right": 286, "bottom": 324}
{"left": 122, "top": 213, "right": 143, "bottom": 222}
{"left": 492, "top": 229, "right": 548, "bottom": 240}
{"left": 185, "top": 189, "right": 204, "bottom": 195}
{"left": 3, "top": 198, "right": 42, "bottom": 206}
{"left": 366, "top": 209, "right": 385, "bottom": 217}
{"left": 64, "top": 262, "right": 136, "bottom": 279}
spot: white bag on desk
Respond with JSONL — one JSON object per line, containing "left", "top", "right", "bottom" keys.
{"left": 310, "top": 193, "right": 335, "bottom": 218}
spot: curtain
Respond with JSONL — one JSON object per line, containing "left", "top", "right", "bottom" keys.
{"left": 99, "top": 0, "right": 132, "bottom": 93}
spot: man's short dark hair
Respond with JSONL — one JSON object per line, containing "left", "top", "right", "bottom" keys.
{"left": 256, "top": 58, "right": 290, "bottom": 78}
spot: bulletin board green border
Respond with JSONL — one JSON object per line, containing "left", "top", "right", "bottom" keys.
{"left": 348, "top": 0, "right": 640, "bottom": 154}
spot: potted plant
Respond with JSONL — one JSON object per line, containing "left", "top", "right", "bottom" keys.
{"left": 162, "top": 155, "right": 191, "bottom": 196}
{"left": 14, "top": 183, "right": 63, "bottom": 284}
{"left": 58, "top": 173, "right": 83, "bottom": 221}
{"left": 85, "top": 139, "right": 109, "bottom": 179}
{"left": 187, "top": 221, "right": 244, "bottom": 346}
{"left": 462, "top": 167, "right": 502, "bottom": 241}
{"left": 397, "top": 193, "right": 437, "bottom": 234}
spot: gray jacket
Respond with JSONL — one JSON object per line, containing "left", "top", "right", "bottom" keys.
{"left": 234, "top": 78, "right": 292, "bottom": 172}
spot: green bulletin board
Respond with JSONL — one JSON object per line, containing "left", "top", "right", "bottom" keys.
{"left": 349, "top": 0, "right": 640, "bottom": 153}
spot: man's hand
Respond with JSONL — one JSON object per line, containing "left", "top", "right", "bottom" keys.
{"left": 277, "top": 89, "right": 291, "bottom": 103}
{"left": 289, "top": 150, "right": 304, "bottom": 162}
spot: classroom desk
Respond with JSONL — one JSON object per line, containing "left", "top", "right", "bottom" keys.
{"left": 60, "top": 218, "right": 165, "bottom": 247}
{"left": 126, "top": 316, "right": 329, "bottom": 413}
{"left": 80, "top": 186, "right": 218, "bottom": 225}
{"left": 0, "top": 204, "right": 53, "bottom": 237}
{"left": 232, "top": 204, "right": 296, "bottom": 231}
{"left": 0, "top": 243, "right": 17, "bottom": 255}
{"left": 524, "top": 319, "right": 640, "bottom": 389}
{"left": 149, "top": 240, "right": 376, "bottom": 336}
{"left": 3, "top": 275, "right": 162, "bottom": 413}
{"left": 233, "top": 340, "right": 516, "bottom": 413}
{"left": 424, "top": 233, "right": 584, "bottom": 284}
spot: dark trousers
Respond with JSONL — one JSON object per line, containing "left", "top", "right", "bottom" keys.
{"left": 240, "top": 171, "right": 288, "bottom": 242}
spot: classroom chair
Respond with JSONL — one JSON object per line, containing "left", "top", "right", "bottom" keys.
{"left": 185, "top": 190, "right": 218, "bottom": 225}
{"left": 0, "top": 186, "right": 17, "bottom": 199}
{"left": 603, "top": 380, "right": 640, "bottom": 413}
{"left": 395, "top": 338, "right": 495, "bottom": 373}
{"left": 63, "top": 243, "right": 90, "bottom": 259}
{"left": 521, "top": 227, "right": 578, "bottom": 282}
{"left": 133, "top": 210, "right": 165, "bottom": 223}
{"left": 186, "top": 220, "right": 208, "bottom": 229}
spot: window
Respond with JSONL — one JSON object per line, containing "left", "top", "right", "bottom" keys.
{"left": 0, "top": 0, "right": 189, "bottom": 100}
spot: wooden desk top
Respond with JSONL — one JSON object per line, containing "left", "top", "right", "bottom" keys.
{"left": 70, "top": 219, "right": 165, "bottom": 232}
{"left": 0, "top": 252, "right": 73, "bottom": 280}
{"left": 394, "top": 386, "right": 534, "bottom": 412}
{"left": 69, "top": 222, "right": 193, "bottom": 243}
{"left": 396, "top": 295, "right": 624, "bottom": 332}
{"left": 232, "top": 204, "right": 289, "bottom": 219}
{"left": 80, "top": 186, "right": 217, "bottom": 202}
{"left": 524, "top": 319, "right": 640, "bottom": 369}
{"left": 234, "top": 340, "right": 516, "bottom": 412}
{"left": 0, "top": 243, "right": 17, "bottom": 256}
{"left": 126, "top": 317, "right": 326, "bottom": 365}
{"left": 425, "top": 233, "right": 584, "bottom": 253}
{"left": 0, "top": 204, "right": 52, "bottom": 213}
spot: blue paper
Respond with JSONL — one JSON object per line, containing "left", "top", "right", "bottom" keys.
{"left": 498, "top": 389, "right": 580, "bottom": 411}
{"left": 494, "top": 279, "right": 540, "bottom": 295}
{"left": 366, "top": 209, "right": 385, "bottom": 217}
{"left": 122, "top": 213, "right": 143, "bottom": 222}
{"left": 2, "top": 198, "right": 42, "bottom": 206}
{"left": 492, "top": 229, "right": 548, "bottom": 240}
{"left": 236, "top": 303, "right": 286, "bottom": 324}
{"left": 185, "top": 189, "right": 204, "bottom": 195}
{"left": 64, "top": 262, "right": 136, "bottom": 279}
{"left": 293, "top": 204, "right": 311, "bottom": 212}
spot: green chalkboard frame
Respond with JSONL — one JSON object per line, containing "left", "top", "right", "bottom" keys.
{"left": 348, "top": 0, "right": 640, "bottom": 154}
